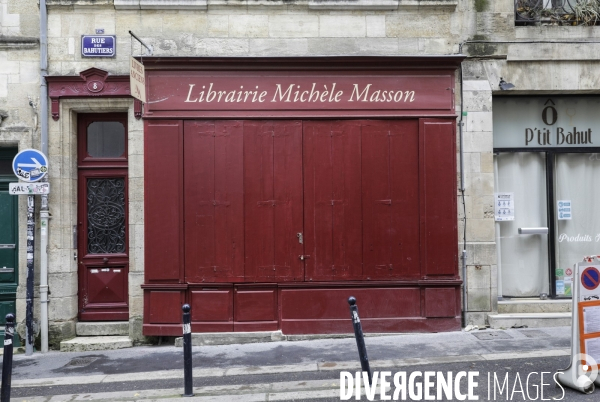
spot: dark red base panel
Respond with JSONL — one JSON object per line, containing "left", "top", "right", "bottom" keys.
{"left": 142, "top": 282, "right": 461, "bottom": 336}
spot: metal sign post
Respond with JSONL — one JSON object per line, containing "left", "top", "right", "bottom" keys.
{"left": 25, "top": 196, "right": 35, "bottom": 356}
{"left": 10, "top": 149, "right": 49, "bottom": 356}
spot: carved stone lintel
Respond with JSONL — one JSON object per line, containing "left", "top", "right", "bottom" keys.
{"left": 46, "top": 67, "right": 136, "bottom": 120}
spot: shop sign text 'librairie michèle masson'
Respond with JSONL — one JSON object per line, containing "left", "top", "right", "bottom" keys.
{"left": 494, "top": 96, "right": 599, "bottom": 149}
{"left": 145, "top": 72, "right": 454, "bottom": 115}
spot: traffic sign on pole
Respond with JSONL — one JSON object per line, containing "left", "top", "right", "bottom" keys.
{"left": 12, "top": 149, "right": 48, "bottom": 183}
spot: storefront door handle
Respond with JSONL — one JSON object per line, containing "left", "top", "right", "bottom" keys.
{"left": 518, "top": 227, "right": 548, "bottom": 235}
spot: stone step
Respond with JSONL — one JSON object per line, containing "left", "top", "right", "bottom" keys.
{"left": 60, "top": 336, "right": 132, "bottom": 352}
{"left": 498, "top": 299, "right": 572, "bottom": 314}
{"left": 76, "top": 321, "right": 129, "bottom": 336}
{"left": 488, "top": 312, "right": 572, "bottom": 329}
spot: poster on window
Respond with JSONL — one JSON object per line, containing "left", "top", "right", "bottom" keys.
{"left": 494, "top": 192, "right": 514, "bottom": 221}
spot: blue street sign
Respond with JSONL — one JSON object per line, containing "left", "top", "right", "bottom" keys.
{"left": 81, "top": 35, "right": 116, "bottom": 57}
{"left": 12, "top": 149, "right": 48, "bottom": 183}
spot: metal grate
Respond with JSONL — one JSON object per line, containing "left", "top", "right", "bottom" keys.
{"left": 471, "top": 331, "right": 513, "bottom": 341}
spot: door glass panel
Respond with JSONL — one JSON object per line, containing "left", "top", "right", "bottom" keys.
{"left": 497, "top": 153, "right": 549, "bottom": 297}
{"left": 87, "top": 178, "right": 126, "bottom": 254}
{"left": 87, "top": 121, "right": 125, "bottom": 158}
{"left": 555, "top": 153, "right": 600, "bottom": 296}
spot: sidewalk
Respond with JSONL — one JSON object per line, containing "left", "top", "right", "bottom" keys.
{"left": 5, "top": 326, "right": 573, "bottom": 401}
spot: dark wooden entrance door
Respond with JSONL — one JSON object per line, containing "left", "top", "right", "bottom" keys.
{"left": 77, "top": 114, "right": 129, "bottom": 321}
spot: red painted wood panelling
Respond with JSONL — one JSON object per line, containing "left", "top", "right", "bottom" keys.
{"left": 148, "top": 291, "right": 185, "bottom": 324}
{"left": 361, "top": 120, "right": 420, "bottom": 280}
{"left": 234, "top": 287, "right": 277, "bottom": 322}
{"left": 184, "top": 121, "right": 244, "bottom": 282}
{"left": 244, "top": 121, "right": 304, "bottom": 282}
{"left": 303, "top": 121, "right": 363, "bottom": 281}
{"left": 190, "top": 286, "right": 234, "bottom": 331}
{"left": 144, "top": 120, "right": 184, "bottom": 283}
{"left": 424, "top": 288, "right": 458, "bottom": 317}
{"left": 281, "top": 287, "right": 420, "bottom": 320}
{"left": 278, "top": 286, "right": 454, "bottom": 334}
{"left": 419, "top": 119, "right": 458, "bottom": 277}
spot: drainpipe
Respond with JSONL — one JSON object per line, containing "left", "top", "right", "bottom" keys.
{"left": 39, "top": 0, "right": 49, "bottom": 353}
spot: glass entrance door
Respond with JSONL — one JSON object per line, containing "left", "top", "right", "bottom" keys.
{"left": 496, "top": 153, "right": 549, "bottom": 297}
{"left": 554, "top": 153, "right": 600, "bottom": 297}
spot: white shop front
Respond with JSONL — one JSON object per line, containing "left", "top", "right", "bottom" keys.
{"left": 494, "top": 96, "right": 600, "bottom": 299}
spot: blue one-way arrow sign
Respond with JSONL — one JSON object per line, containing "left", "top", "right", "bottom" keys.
{"left": 12, "top": 149, "right": 48, "bottom": 183}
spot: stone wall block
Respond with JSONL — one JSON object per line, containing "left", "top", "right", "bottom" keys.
{"left": 49, "top": 272, "right": 78, "bottom": 298}
{"left": 463, "top": 90, "right": 492, "bottom": 112}
{"left": 128, "top": 153, "right": 144, "bottom": 179}
{"left": 48, "top": 249, "right": 74, "bottom": 273}
{"left": 467, "top": 264, "right": 491, "bottom": 290}
{"left": 357, "top": 38, "right": 399, "bottom": 54}
{"left": 229, "top": 15, "right": 269, "bottom": 38}
{"left": 48, "top": 295, "right": 78, "bottom": 321}
{"left": 129, "top": 296, "right": 144, "bottom": 317}
{"left": 163, "top": 14, "right": 208, "bottom": 35}
{"left": 366, "top": 15, "right": 386, "bottom": 38}
{"left": 467, "top": 218, "right": 495, "bottom": 242}
{"left": 129, "top": 272, "right": 144, "bottom": 298}
{"left": 418, "top": 38, "right": 455, "bottom": 54}
{"left": 480, "top": 152, "right": 493, "bottom": 173}
{"left": 49, "top": 321, "right": 76, "bottom": 350}
{"left": 463, "top": 131, "right": 493, "bottom": 153}
{"left": 269, "top": 15, "right": 318, "bottom": 38}
{"left": 129, "top": 177, "right": 145, "bottom": 202}
{"left": 386, "top": 14, "right": 451, "bottom": 38}
{"left": 208, "top": 15, "right": 229, "bottom": 37}
{"left": 320, "top": 16, "right": 366, "bottom": 38}
{"left": 248, "top": 39, "right": 309, "bottom": 56}
{"left": 473, "top": 242, "right": 497, "bottom": 266}
{"left": 195, "top": 38, "right": 250, "bottom": 56}
{"left": 397, "top": 39, "right": 419, "bottom": 53}
{"left": 131, "top": 246, "right": 145, "bottom": 272}
{"left": 465, "top": 111, "right": 492, "bottom": 132}
{"left": 307, "top": 38, "right": 359, "bottom": 55}
{"left": 93, "top": 13, "right": 117, "bottom": 34}
{"left": 465, "top": 312, "right": 486, "bottom": 325}
{"left": 129, "top": 201, "right": 144, "bottom": 225}
{"left": 467, "top": 287, "right": 491, "bottom": 311}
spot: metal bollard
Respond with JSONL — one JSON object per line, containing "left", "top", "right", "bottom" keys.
{"left": 348, "top": 296, "right": 372, "bottom": 385}
{"left": 182, "top": 304, "right": 194, "bottom": 397}
{"left": 1, "top": 313, "right": 15, "bottom": 402}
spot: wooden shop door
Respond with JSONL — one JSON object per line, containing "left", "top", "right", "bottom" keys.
{"left": 77, "top": 113, "right": 129, "bottom": 321}
{"left": 183, "top": 120, "right": 304, "bottom": 284}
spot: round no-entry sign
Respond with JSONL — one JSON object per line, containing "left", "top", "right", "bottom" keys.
{"left": 581, "top": 267, "right": 600, "bottom": 290}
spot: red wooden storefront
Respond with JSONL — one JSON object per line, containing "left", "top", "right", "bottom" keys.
{"left": 141, "top": 57, "right": 464, "bottom": 335}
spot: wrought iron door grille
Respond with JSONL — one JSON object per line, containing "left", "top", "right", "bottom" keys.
{"left": 516, "top": 0, "right": 600, "bottom": 26}
{"left": 87, "top": 178, "right": 126, "bottom": 254}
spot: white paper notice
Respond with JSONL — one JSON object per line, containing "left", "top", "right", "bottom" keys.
{"left": 584, "top": 305, "right": 600, "bottom": 334}
{"left": 557, "top": 200, "right": 572, "bottom": 220}
{"left": 494, "top": 192, "right": 514, "bottom": 221}
{"left": 585, "top": 337, "right": 600, "bottom": 364}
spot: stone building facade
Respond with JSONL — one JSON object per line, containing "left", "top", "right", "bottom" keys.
{"left": 1, "top": 0, "right": 598, "bottom": 348}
